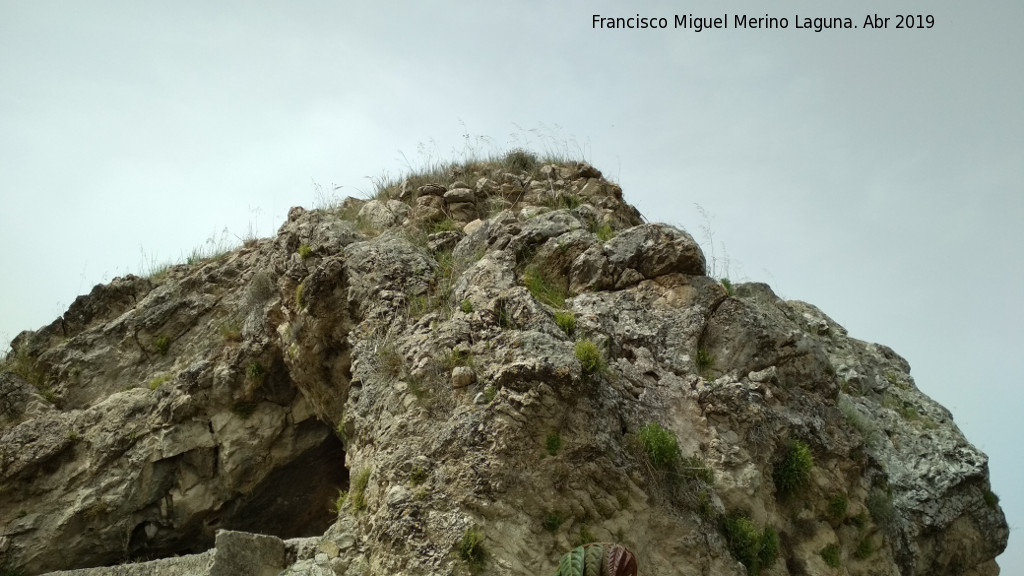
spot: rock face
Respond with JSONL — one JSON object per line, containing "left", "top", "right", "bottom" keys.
{"left": 0, "top": 153, "right": 1007, "bottom": 576}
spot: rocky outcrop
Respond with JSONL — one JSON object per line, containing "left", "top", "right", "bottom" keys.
{"left": 0, "top": 152, "right": 1007, "bottom": 576}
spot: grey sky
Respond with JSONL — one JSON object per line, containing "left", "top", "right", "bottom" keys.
{"left": 2, "top": 0, "right": 1021, "bottom": 569}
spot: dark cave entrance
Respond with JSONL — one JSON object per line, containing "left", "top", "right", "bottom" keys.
{"left": 222, "top": 419, "right": 349, "bottom": 538}
{"left": 123, "top": 418, "right": 349, "bottom": 565}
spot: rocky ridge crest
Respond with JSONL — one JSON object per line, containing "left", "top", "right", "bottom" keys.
{"left": 0, "top": 152, "right": 1008, "bottom": 575}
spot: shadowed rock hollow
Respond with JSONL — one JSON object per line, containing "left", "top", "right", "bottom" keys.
{"left": 0, "top": 152, "right": 1008, "bottom": 575}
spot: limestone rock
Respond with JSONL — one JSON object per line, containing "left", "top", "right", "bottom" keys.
{"left": 570, "top": 223, "right": 706, "bottom": 293}
{"left": 450, "top": 366, "right": 476, "bottom": 388}
{"left": 209, "top": 530, "right": 285, "bottom": 576}
{"left": 0, "top": 155, "right": 1005, "bottom": 576}
{"left": 356, "top": 199, "right": 410, "bottom": 228}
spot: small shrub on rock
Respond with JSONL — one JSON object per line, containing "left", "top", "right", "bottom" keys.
{"left": 154, "top": 335, "right": 171, "bottom": 356}
{"left": 503, "top": 148, "right": 538, "bottom": 173}
{"left": 595, "top": 222, "right": 616, "bottom": 242}
{"left": 820, "top": 543, "right": 841, "bottom": 568}
{"left": 574, "top": 339, "right": 606, "bottom": 377}
{"left": 245, "top": 271, "right": 276, "bottom": 308}
{"left": 545, "top": 431, "right": 562, "bottom": 456}
{"left": 638, "top": 422, "right": 680, "bottom": 470}
{"left": 459, "top": 528, "right": 486, "bottom": 565}
{"left": 722, "top": 514, "right": 778, "bottom": 575}
{"left": 774, "top": 440, "right": 814, "bottom": 498}
{"left": 523, "top": 265, "right": 566, "bottom": 308}
{"left": 148, "top": 374, "right": 171, "bottom": 390}
{"left": 826, "top": 494, "right": 848, "bottom": 523}
{"left": 695, "top": 347, "right": 714, "bottom": 375}
{"left": 247, "top": 361, "right": 266, "bottom": 382}
{"left": 331, "top": 489, "right": 347, "bottom": 516}
{"left": 554, "top": 310, "right": 576, "bottom": 336}
{"left": 854, "top": 536, "right": 875, "bottom": 560}
{"left": 866, "top": 487, "right": 895, "bottom": 530}
{"left": 218, "top": 320, "right": 242, "bottom": 342}
{"left": 350, "top": 468, "right": 371, "bottom": 512}
{"left": 720, "top": 278, "right": 734, "bottom": 296}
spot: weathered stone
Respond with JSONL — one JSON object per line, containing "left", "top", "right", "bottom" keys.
{"left": 570, "top": 223, "right": 706, "bottom": 293}
{"left": 416, "top": 183, "right": 447, "bottom": 196}
{"left": 463, "top": 218, "right": 484, "bottom": 235}
{"left": 356, "top": 199, "right": 411, "bottom": 228}
{"left": 3, "top": 157, "right": 1005, "bottom": 576}
{"left": 443, "top": 187, "right": 476, "bottom": 204}
{"left": 446, "top": 201, "right": 477, "bottom": 221}
{"left": 415, "top": 194, "right": 443, "bottom": 209}
{"left": 451, "top": 366, "right": 476, "bottom": 388}
{"left": 209, "top": 530, "right": 286, "bottom": 576}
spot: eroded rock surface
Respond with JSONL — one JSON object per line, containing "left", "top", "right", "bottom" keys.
{"left": 0, "top": 155, "right": 1006, "bottom": 576}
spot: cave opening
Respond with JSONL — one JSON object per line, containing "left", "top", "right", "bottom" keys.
{"left": 222, "top": 419, "right": 349, "bottom": 538}
{"left": 121, "top": 418, "right": 349, "bottom": 566}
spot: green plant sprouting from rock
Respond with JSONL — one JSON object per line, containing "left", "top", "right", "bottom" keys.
{"left": 722, "top": 514, "right": 779, "bottom": 575}
{"left": 148, "top": 374, "right": 172, "bottom": 390}
{"left": 349, "top": 468, "right": 371, "bottom": 512}
{"left": 523, "top": 265, "right": 567, "bottom": 308}
{"left": 545, "top": 431, "right": 562, "bottom": 456}
{"left": 720, "top": 278, "right": 734, "bottom": 296}
{"left": 637, "top": 422, "right": 680, "bottom": 470}
{"left": 574, "top": 339, "right": 606, "bottom": 377}
{"left": 820, "top": 543, "right": 841, "bottom": 568}
{"left": 459, "top": 528, "right": 486, "bottom": 565}
{"left": 695, "top": 347, "right": 714, "bottom": 375}
{"left": 774, "top": 439, "right": 814, "bottom": 499}
{"left": 154, "top": 335, "right": 171, "bottom": 356}
{"left": 246, "top": 361, "right": 266, "bottom": 382}
{"left": 554, "top": 310, "right": 576, "bottom": 336}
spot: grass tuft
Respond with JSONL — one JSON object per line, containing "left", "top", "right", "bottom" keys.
{"left": 574, "top": 339, "right": 606, "bottom": 377}
{"left": 595, "top": 222, "right": 616, "bottom": 242}
{"left": 554, "top": 310, "right": 576, "bottom": 336}
{"left": 522, "top": 265, "right": 566, "bottom": 308}
{"left": 721, "top": 514, "right": 779, "bottom": 575}
{"left": 695, "top": 347, "right": 714, "bottom": 375}
{"left": 545, "top": 431, "right": 562, "bottom": 456}
{"left": 459, "top": 528, "right": 486, "bottom": 565}
{"left": 826, "top": 494, "right": 848, "bottom": 524}
{"left": 854, "top": 535, "right": 875, "bottom": 560}
{"left": 350, "top": 468, "right": 371, "bottom": 512}
{"left": 247, "top": 361, "right": 266, "bottom": 382}
{"left": 774, "top": 440, "right": 814, "bottom": 499}
{"left": 503, "top": 148, "right": 539, "bottom": 172}
{"left": 154, "top": 335, "right": 171, "bottom": 356}
{"left": 638, "top": 422, "right": 680, "bottom": 470}
{"left": 820, "top": 543, "right": 841, "bottom": 568}
{"left": 148, "top": 374, "right": 172, "bottom": 390}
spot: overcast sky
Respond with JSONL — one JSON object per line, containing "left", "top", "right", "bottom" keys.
{"left": 2, "top": 0, "right": 1021, "bottom": 570}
